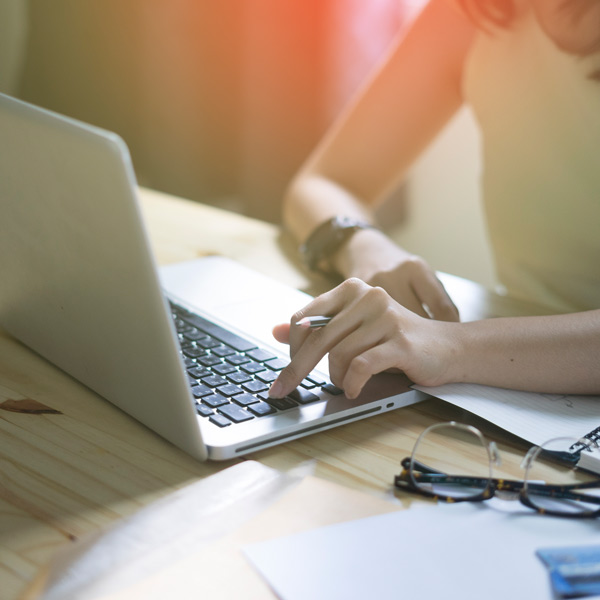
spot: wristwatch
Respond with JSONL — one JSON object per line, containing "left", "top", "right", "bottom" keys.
{"left": 299, "top": 216, "right": 376, "bottom": 275}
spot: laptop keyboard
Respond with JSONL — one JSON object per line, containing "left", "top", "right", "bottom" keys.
{"left": 170, "top": 302, "right": 343, "bottom": 428}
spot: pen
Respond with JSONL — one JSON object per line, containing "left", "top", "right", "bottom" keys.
{"left": 295, "top": 315, "right": 333, "bottom": 329}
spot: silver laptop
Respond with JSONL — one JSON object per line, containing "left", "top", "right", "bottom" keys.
{"left": 0, "top": 92, "right": 422, "bottom": 461}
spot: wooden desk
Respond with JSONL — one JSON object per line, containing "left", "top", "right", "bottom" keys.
{"left": 0, "top": 188, "right": 554, "bottom": 599}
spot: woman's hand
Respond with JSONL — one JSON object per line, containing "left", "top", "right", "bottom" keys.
{"left": 332, "top": 228, "right": 459, "bottom": 322}
{"left": 269, "top": 278, "right": 459, "bottom": 400}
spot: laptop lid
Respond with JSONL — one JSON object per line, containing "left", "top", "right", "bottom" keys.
{"left": 0, "top": 92, "right": 207, "bottom": 460}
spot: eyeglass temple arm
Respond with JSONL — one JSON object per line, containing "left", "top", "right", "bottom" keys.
{"left": 400, "top": 457, "right": 440, "bottom": 474}
{"left": 399, "top": 457, "right": 527, "bottom": 491}
{"left": 400, "top": 457, "right": 600, "bottom": 502}
{"left": 525, "top": 481, "right": 600, "bottom": 505}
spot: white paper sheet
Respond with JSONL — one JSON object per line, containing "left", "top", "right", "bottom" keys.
{"left": 243, "top": 499, "right": 600, "bottom": 600}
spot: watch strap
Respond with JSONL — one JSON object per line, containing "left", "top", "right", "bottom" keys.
{"left": 300, "top": 216, "right": 376, "bottom": 275}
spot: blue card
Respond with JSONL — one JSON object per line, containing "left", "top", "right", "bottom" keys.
{"left": 537, "top": 545, "right": 600, "bottom": 598}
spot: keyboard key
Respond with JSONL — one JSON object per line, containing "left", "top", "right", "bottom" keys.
{"left": 183, "top": 347, "right": 205, "bottom": 358}
{"left": 266, "top": 396, "right": 298, "bottom": 411}
{"left": 300, "top": 378, "right": 317, "bottom": 389}
{"left": 202, "top": 394, "right": 229, "bottom": 408}
{"left": 264, "top": 358, "right": 289, "bottom": 371}
{"left": 289, "top": 388, "right": 320, "bottom": 404}
{"left": 217, "top": 383, "right": 244, "bottom": 397}
{"left": 198, "top": 355, "right": 222, "bottom": 367}
{"left": 212, "top": 345, "right": 236, "bottom": 358}
{"left": 232, "top": 393, "right": 259, "bottom": 407}
{"left": 191, "top": 384, "right": 214, "bottom": 398}
{"left": 241, "top": 361, "right": 266, "bottom": 374}
{"left": 183, "top": 329, "right": 209, "bottom": 341}
{"left": 212, "top": 363, "right": 237, "bottom": 376}
{"left": 246, "top": 348, "right": 276, "bottom": 362}
{"left": 248, "top": 401, "right": 276, "bottom": 416}
{"left": 202, "top": 375, "right": 228, "bottom": 388}
{"left": 188, "top": 366, "right": 211, "bottom": 379}
{"left": 178, "top": 336, "right": 193, "bottom": 348}
{"left": 227, "top": 371, "right": 252, "bottom": 385}
{"left": 243, "top": 380, "right": 269, "bottom": 394}
{"left": 196, "top": 403, "right": 214, "bottom": 417}
{"left": 306, "top": 373, "right": 327, "bottom": 386}
{"left": 225, "top": 354, "right": 251, "bottom": 366}
{"left": 197, "top": 338, "right": 221, "bottom": 349}
{"left": 209, "top": 413, "right": 231, "bottom": 427}
{"left": 256, "top": 370, "right": 278, "bottom": 383}
{"left": 218, "top": 404, "right": 255, "bottom": 423}
{"left": 322, "top": 383, "right": 344, "bottom": 395}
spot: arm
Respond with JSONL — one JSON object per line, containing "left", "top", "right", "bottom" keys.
{"left": 270, "top": 280, "right": 600, "bottom": 398}
{"left": 284, "top": 0, "right": 475, "bottom": 320}
{"left": 450, "top": 309, "right": 600, "bottom": 394}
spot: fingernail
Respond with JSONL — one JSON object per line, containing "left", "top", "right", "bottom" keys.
{"left": 269, "top": 380, "right": 284, "bottom": 399}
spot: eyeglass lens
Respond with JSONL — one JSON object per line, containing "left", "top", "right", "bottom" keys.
{"left": 410, "top": 423, "right": 493, "bottom": 499}
{"left": 523, "top": 437, "right": 600, "bottom": 516}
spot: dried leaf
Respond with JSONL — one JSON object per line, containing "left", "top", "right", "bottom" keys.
{"left": 0, "top": 398, "right": 62, "bottom": 414}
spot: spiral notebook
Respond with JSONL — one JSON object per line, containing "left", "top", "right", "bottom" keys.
{"left": 414, "top": 382, "right": 600, "bottom": 475}
{"left": 578, "top": 445, "right": 600, "bottom": 474}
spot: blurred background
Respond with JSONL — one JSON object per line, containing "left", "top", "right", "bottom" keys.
{"left": 0, "top": 0, "right": 496, "bottom": 288}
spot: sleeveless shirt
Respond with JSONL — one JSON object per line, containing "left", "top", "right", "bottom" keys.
{"left": 462, "top": 5, "right": 600, "bottom": 312}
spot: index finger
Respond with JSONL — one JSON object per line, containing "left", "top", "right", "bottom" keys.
{"left": 269, "top": 324, "right": 336, "bottom": 399}
{"left": 270, "top": 288, "right": 351, "bottom": 397}
{"left": 271, "top": 278, "right": 371, "bottom": 397}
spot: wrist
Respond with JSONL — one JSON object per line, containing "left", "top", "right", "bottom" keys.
{"left": 442, "top": 321, "right": 469, "bottom": 385}
{"left": 331, "top": 227, "right": 410, "bottom": 279}
{"left": 442, "top": 320, "right": 497, "bottom": 386}
{"left": 300, "top": 216, "right": 377, "bottom": 276}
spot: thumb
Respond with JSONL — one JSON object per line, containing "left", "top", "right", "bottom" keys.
{"left": 272, "top": 323, "right": 291, "bottom": 345}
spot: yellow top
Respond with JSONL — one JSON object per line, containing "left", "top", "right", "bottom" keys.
{"left": 463, "top": 6, "right": 600, "bottom": 312}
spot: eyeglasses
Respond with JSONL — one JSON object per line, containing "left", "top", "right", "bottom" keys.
{"left": 394, "top": 421, "right": 600, "bottom": 518}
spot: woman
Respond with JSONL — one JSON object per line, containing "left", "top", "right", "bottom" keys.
{"left": 269, "top": 0, "right": 600, "bottom": 399}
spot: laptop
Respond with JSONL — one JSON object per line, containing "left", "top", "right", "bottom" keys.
{"left": 0, "top": 92, "right": 422, "bottom": 461}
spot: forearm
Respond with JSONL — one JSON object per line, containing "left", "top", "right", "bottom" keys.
{"left": 282, "top": 174, "right": 375, "bottom": 247}
{"left": 448, "top": 310, "right": 600, "bottom": 394}
{"left": 282, "top": 0, "right": 474, "bottom": 246}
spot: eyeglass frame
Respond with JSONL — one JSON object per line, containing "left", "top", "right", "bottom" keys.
{"left": 393, "top": 421, "right": 600, "bottom": 519}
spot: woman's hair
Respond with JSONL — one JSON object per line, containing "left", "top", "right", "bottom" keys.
{"left": 458, "top": 0, "right": 600, "bottom": 57}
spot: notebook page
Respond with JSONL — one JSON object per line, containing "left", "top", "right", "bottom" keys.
{"left": 414, "top": 383, "right": 600, "bottom": 445}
